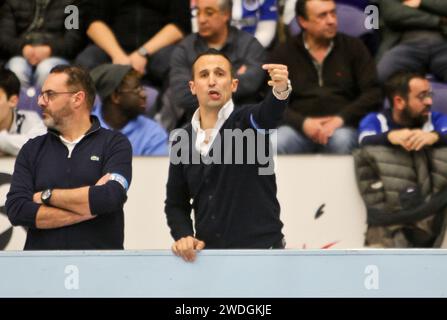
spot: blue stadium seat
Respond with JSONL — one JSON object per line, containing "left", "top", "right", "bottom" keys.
{"left": 336, "top": 0, "right": 369, "bottom": 10}
{"left": 431, "top": 81, "right": 447, "bottom": 114}
{"left": 17, "top": 86, "right": 42, "bottom": 116}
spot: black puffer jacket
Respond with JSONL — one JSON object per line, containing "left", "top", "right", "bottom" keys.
{"left": 354, "top": 146, "right": 447, "bottom": 247}
{"left": 0, "top": 0, "right": 86, "bottom": 59}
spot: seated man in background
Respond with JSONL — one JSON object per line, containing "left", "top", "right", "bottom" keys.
{"left": 356, "top": 71, "right": 447, "bottom": 248}
{"left": 359, "top": 71, "right": 447, "bottom": 149}
{"left": 0, "top": 68, "right": 46, "bottom": 156}
{"left": 161, "top": 0, "right": 267, "bottom": 131}
{"left": 191, "top": 0, "right": 279, "bottom": 49}
{"left": 270, "top": 0, "right": 382, "bottom": 154}
{"left": 91, "top": 64, "right": 168, "bottom": 156}
{"left": 6, "top": 65, "right": 132, "bottom": 250}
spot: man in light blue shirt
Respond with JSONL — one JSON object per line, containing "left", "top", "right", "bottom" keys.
{"left": 91, "top": 64, "right": 168, "bottom": 156}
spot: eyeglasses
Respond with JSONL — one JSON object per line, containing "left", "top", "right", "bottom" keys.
{"left": 117, "top": 85, "right": 144, "bottom": 95}
{"left": 39, "top": 90, "right": 78, "bottom": 103}
{"left": 195, "top": 7, "right": 219, "bottom": 19}
{"left": 416, "top": 91, "right": 434, "bottom": 102}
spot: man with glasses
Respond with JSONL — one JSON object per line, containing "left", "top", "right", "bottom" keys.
{"left": 355, "top": 71, "right": 447, "bottom": 248}
{"left": 6, "top": 65, "right": 132, "bottom": 250}
{"left": 359, "top": 72, "right": 447, "bottom": 150}
{"left": 90, "top": 64, "right": 168, "bottom": 156}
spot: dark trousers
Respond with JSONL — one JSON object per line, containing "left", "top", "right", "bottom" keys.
{"left": 378, "top": 41, "right": 447, "bottom": 83}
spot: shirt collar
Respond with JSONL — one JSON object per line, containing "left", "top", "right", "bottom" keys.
{"left": 59, "top": 133, "right": 84, "bottom": 145}
{"left": 191, "top": 99, "right": 234, "bottom": 132}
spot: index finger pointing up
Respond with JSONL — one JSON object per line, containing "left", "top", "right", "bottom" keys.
{"left": 262, "top": 64, "right": 288, "bottom": 71}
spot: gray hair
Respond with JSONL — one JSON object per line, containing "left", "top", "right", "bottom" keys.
{"left": 217, "top": 0, "right": 232, "bottom": 12}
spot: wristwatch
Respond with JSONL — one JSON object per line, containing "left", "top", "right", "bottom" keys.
{"left": 273, "top": 79, "right": 292, "bottom": 98}
{"left": 137, "top": 46, "right": 149, "bottom": 58}
{"left": 41, "top": 188, "right": 53, "bottom": 205}
{"left": 278, "top": 79, "right": 292, "bottom": 94}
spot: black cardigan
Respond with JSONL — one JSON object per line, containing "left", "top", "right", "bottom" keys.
{"left": 165, "top": 92, "right": 287, "bottom": 249}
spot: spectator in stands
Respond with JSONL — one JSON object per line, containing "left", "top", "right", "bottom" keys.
{"left": 0, "top": 0, "right": 85, "bottom": 89}
{"left": 165, "top": 49, "right": 291, "bottom": 262}
{"left": 372, "top": 0, "right": 447, "bottom": 83}
{"left": 76, "top": 0, "right": 191, "bottom": 89}
{"left": 160, "top": 0, "right": 267, "bottom": 131}
{"left": 6, "top": 65, "right": 132, "bottom": 250}
{"left": 282, "top": 0, "right": 369, "bottom": 27}
{"left": 191, "top": 0, "right": 279, "bottom": 48}
{"left": 91, "top": 64, "right": 168, "bottom": 156}
{"left": 359, "top": 71, "right": 447, "bottom": 149}
{"left": 232, "top": 0, "right": 278, "bottom": 48}
{"left": 270, "top": 0, "right": 381, "bottom": 154}
{"left": 355, "top": 71, "right": 447, "bottom": 248}
{"left": 0, "top": 68, "right": 46, "bottom": 156}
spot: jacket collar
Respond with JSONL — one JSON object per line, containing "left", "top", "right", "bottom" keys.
{"left": 48, "top": 115, "right": 101, "bottom": 138}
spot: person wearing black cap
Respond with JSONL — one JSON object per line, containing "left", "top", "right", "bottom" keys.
{"left": 91, "top": 64, "right": 168, "bottom": 156}
{"left": 6, "top": 65, "right": 132, "bottom": 250}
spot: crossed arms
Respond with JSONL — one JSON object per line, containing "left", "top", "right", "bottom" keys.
{"left": 31, "top": 173, "right": 112, "bottom": 229}
{"left": 6, "top": 135, "right": 132, "bottom": 230}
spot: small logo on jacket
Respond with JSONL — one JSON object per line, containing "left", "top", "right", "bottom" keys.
{"left": 90, "top": 155, "right": 100, "bottom": 161}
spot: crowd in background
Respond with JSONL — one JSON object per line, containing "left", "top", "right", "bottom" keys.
{"left": 0, "top": 0, "right": 446, "bottom": 157}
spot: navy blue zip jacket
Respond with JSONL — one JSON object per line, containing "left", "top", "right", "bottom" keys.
{"left": 6, "top": 116, "right": 132, "bottom": 250}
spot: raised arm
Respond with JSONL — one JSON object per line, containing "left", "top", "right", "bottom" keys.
{"left": 246, "top": 64, "right": 290, "bottom": 130}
